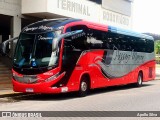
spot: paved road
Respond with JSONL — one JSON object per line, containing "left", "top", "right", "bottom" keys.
{"left": 156, "top": 68, "right": 160, "bottom": 77}
{"left": 1, "top": 79, "right": 160, "bottom": 119}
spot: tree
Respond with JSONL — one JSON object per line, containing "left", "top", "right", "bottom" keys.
{"left": 155, "top": 40, "right": 160, "bottom": 55}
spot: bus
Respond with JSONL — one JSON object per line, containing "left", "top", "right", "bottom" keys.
{"left": 2, "top": 18, "right": 155, "bottom": 96}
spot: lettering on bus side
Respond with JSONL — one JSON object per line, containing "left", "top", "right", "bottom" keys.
{"left": 113, "top": 50, "right": 144, "bottom": 64}
{"left": 24, "top": 25, "right": 53, "bottom": 32}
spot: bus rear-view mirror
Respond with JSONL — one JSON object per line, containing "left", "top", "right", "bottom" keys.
{"left": 52, "top": 30, "right": 83, "bottom": 51}
{"left": 1, "top": 37, "right": 18, "bottom": 55}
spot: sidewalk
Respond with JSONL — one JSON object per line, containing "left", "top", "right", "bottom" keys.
{"left": 0, "top": 79, "right": 17, "bottom": 97}
{"left": 0, "top": 68, "right": 160, "bottom": 97}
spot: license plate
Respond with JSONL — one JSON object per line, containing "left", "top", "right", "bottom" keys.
{"left": 26, "top": 88, "right": 34, "bottom": 92}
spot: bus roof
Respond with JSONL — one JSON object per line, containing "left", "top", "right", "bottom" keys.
{"left": 108, "top": 26, "right": 154, "bottom": 40}
{"left": 22, "top": 18, "right": 81, "bottom": 33}
{"left": 21, "top": 18, "right": 154, "bottom": 40}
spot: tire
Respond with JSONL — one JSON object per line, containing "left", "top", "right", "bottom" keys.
{"left": 135, "top": 73, "right": 143, "bottom": 87}
{"left": 78, "top": 76, "right": 90, "bottom": 97}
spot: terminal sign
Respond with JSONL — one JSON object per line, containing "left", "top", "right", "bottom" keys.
{"left": 57, "top": 0, "right": 91, "bottom": 16}
{"left": 103, "top": 10, "right": 130, "bottom": 26}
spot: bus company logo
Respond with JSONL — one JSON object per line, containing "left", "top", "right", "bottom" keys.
{"left": 113, "top": 50, "right": 144, "bottom": 64}
{"left": 24, "top": 25, "right": 53, "bottom": 32}
{"left": 2, "top": 112, "right": 11, "bottom": 117}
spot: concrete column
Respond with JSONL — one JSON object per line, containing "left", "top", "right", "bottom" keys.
{"left": 11, "top": 15, "right": 21, "bottom": 37}
{"left": 10, "top": 15, "right": 21, "bottom": 58}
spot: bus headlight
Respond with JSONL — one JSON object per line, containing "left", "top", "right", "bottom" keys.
{"left": 12, "top": 72, "right": 23, "bottom": 80}
{"left": 12, "top": 73, "right": 38, "bottom": 84}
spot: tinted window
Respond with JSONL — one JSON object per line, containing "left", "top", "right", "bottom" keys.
{"left": 65, "top": 26, "right": 154, "bottom": 53}
{"left": 14, "top": 32, "right": 59, "bottom": 68}
{"left": 65, "top": 25, "right": 88, "bottom": 50}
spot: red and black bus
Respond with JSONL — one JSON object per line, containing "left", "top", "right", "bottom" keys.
{"left": 4, "top": 18, "right": 155, "bottom": 96}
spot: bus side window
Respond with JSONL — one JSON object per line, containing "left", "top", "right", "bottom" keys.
{"left": 146, "top": 39, "right": 154, "bottom": 53}
{"left": 106, "top": 32, "right": 122, "bottom": 50}
{"left": 86, "top": 29, "right": 103, "bottom": 49}
{"left": 65, "top": 25, "right": 88, "bottom": 50}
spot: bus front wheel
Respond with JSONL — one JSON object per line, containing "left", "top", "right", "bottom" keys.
{"left": 78, "top": 76, "right": 90, "bottom": 97}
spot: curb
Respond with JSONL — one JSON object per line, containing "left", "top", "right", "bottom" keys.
{"left": 0, "top": 92, "right": 24, "bottom": 98}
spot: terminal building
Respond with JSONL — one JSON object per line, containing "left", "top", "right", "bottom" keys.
{"left": 0, "top": 0, "right": 133, "bottom": 65}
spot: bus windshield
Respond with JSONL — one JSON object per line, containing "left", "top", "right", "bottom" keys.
{"left": 13, "top": 32, "right": 59, "bottom": 68}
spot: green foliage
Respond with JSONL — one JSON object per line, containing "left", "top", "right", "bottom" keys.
{"left": 155, "top": 40, "right": 160, "bottom": 54}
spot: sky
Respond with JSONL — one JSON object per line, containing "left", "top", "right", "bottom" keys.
{"left": 132, "top": 0, "right": 160, "bottom": 34}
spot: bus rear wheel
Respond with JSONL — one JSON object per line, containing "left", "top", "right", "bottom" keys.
{"left": 135, "top": 73, "right": 143, "bottom": 87}
{"left": 78, "top": 76, "right": 90, "bottom": 97}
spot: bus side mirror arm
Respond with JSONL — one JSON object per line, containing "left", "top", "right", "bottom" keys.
{"left": 52, "top": 30, "right": 83, "bottom": 51}
{"left": 1, "top": 37, "right": 18, "bottom": 54}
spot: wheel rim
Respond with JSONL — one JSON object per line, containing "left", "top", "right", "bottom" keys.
{"left": 81, "top": 81, "right": 87, "bottom": 92}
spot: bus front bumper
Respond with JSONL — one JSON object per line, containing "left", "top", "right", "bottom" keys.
{"left": 12, "top": 78, "right": 69, "bottom": 94}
